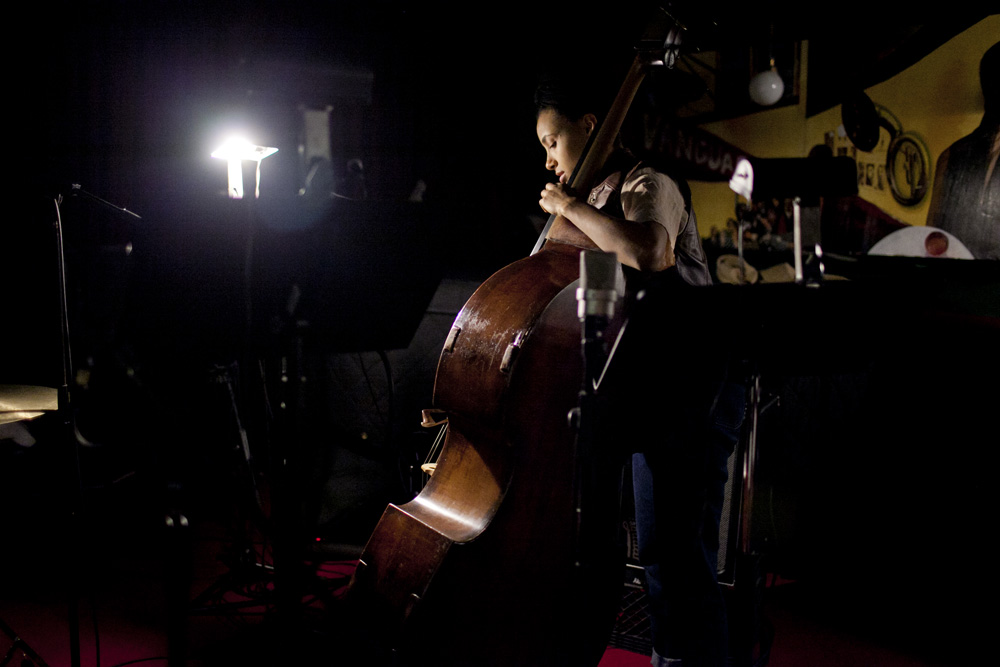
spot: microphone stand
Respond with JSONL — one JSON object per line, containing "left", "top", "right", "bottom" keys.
{"left": 69, "top": 183, "right": 143, "bottom": 222}
{"left": 52, "top": 188, "right": 141, "bottom": 667}
{"left": 570, "top": 250, "right": 621, "bottom": 571}
{"left": 51, "top": 193, "right": 83, "bottom": 667}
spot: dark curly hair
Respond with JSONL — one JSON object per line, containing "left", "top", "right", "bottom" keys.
{"left": 533, "top": 73, "right": 603, "bottom": 121}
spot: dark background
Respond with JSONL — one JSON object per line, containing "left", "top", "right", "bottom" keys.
{"left": 2, "top": 4, "right": 997, "bottom": 661}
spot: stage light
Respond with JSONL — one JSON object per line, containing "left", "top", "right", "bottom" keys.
{"left": 211, "top": 138, "right": 278, "bottom": 199}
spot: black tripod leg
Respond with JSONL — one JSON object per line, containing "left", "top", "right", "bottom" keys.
{"left": 0, "top": 617, "right": 52, "bottom": 667}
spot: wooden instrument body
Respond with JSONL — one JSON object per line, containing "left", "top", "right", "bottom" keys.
{"left": 349, "top": 241, "right": 624, "bottom": 665}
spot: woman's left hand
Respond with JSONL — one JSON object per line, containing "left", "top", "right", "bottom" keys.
{"left": 539, "top": 182, "right": 578, "bottom": 217}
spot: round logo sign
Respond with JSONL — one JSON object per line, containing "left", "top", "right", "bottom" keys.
{"left": 887, "top": 133, "right": 930, "bottom": 206}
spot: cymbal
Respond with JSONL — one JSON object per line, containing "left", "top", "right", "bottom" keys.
{"left": 0, "top": 384, "right": 57, "bottom": 425}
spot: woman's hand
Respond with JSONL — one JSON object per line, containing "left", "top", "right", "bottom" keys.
{"left": 539, "top": 182, "right": 578, "bottom": 217}
{"left": 538, "top": 179, "right": 674, "bottom": 272}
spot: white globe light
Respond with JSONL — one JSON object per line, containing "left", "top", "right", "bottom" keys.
{"left": 749, "top": 68, "right": 785, "bottom": 106}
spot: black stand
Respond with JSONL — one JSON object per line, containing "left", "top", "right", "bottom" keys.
{"left": 185, "top": 196, "right": 279, "bottom": 629}
{"left": 186, "top": 363, "right": 271, "bottom": 622}
{"left": 53, "top": 189, "right": 141, "bottom": 667}
{"left": 0, "top": 617, "right": 51, "bottom": 667}
{"left": 53, "top": 194, "right": 84, "bottom": 667}
{"left": 570, "top": 250, "right": 622, "bottom": 569}
{"left": 725, "top": 371, "right": 776, "bottom": 667}
{"left": 0, "top": 193, "right": 93, "bottom": 667}
{"left": 183, "top": 195, "right": 317, "bottom": 658}
{"left": 269, "top": 316, "right": 311, "bottom": 644}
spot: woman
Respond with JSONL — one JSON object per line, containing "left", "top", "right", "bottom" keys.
{"left": 534, "top": 79, "right": 711, "bottom": 287}
{"left": 533, "top": 80, "right": 744, "bottom": 667}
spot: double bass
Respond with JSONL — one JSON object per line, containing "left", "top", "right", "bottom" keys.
{"left": 346, "top": 22, "right": 682, "bottom": 667}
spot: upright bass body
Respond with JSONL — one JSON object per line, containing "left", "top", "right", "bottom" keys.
{"left": 347, "top": 240, "right": 624, "bottom": 665}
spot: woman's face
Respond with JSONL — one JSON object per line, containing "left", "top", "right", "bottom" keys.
{"left": 536, "top": 108, "right": 595, "bottom": 184}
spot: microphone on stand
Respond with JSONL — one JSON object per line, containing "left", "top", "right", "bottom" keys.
{"left": 577, "top": 250, "right": 620, "bottom": 319}
{"left": 577, "top": 249, "right": 620, "bottom": 387}
{"left": 571, "top": 249, "right": 621, "bottom": 570}
{"left": 577, "top": 250, "right": 620, "bottom": 334}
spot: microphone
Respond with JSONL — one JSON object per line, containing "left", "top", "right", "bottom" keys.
{"left": 576, "top": 250, "right": 620, "bottom": 322}
{"left": 576, "top": 250, "right": 620, "bottom": 392}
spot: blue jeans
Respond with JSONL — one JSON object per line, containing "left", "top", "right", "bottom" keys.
{"left": 632, "top": 379, "right": 746, "bottom": 667}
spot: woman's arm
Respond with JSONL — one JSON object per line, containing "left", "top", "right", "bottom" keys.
{"left": 539, "top": 168, "right": 684, "bottom": 272}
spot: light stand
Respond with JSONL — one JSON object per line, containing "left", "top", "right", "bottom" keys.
{"left": 196, "top": 141, "right": 310, "bottom": 642}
